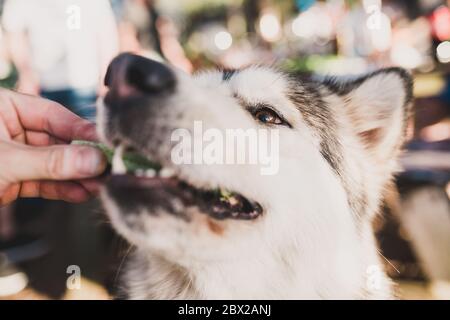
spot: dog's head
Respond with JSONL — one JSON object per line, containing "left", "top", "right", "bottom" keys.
{"left": 98, "top": 53, "right": 412, "bottom": 266}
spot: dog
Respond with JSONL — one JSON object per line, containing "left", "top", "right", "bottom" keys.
{"left": 97, "top": 53, "right": 413, "bottom": 299}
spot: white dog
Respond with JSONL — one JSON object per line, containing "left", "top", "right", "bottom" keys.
{"left": 97, "top": 53, "right": 413, "bottom": 299}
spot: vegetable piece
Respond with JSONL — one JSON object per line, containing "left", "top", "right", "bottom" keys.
{"left": 71, "top": 140, "right": 161, "bottom": 172}
{"left": 72, "top": 140, "right": 114, "bottom": 163}
{"left": 219, "top": 188, "right": 233, "bottom": 201}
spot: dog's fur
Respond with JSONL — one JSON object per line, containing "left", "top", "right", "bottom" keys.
{"left": 98, "top": 54, "right": 413, "bottom": 299}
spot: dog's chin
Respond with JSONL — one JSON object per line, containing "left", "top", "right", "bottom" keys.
{"left": 104, "top": 173, "right": 264, "bottom": 222}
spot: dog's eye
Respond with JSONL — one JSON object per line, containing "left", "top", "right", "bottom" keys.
{"left": 254, "top": 107, "right": 284, "bottom": 125}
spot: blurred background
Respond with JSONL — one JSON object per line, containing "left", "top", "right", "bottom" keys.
{"left": 0, "top": 0, "right": 449, "bottom": 300}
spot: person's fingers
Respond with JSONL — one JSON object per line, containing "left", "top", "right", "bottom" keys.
{"left": 25, "top": 131, "right": 66, "bottom": 146}
{"left": 0, "top": 118, "right": 11, "bottom": 139}
{"left": 0, "top": 183, "right": 20, "bottom": 206}
{"left": 20, "top": 181, "right": 91, "bottom": 203}
{"left": 78, "top": 178, "right": 102, "bottom": 196}
{"left": 4, "top": 89, "right": 98, "bottom": 141}
{"left": 3, "top": 141, "right": 107, "bottom": 182}
{"left": 19, "top": 181, "right": 41, "bottom": 198}
{"left": 42, "top": 182, "right": 90, "bottom": 203}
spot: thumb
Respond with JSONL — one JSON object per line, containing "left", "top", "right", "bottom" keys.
{"left": 7, "top": 143, "right": 107, "bottom": 182}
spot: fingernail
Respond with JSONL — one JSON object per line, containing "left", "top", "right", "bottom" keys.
{"left": 75, "top": 147, "right": 106, "bottom": 176}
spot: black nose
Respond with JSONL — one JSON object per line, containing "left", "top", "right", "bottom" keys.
{"left": 105, "top": 53, "right": 176, "bottom": 95}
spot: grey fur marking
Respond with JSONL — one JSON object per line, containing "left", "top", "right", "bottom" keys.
{"left": 286, "top": 73, "right": 368, "bottom": 221}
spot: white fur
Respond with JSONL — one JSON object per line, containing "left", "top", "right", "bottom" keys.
{"left": 98, "top": 65, "right": 411, "bottom": 299}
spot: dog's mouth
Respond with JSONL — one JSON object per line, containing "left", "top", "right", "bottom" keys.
{"left": 105, "top": 144, "right": 263, "bottom": 221}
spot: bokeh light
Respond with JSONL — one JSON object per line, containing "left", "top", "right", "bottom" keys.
{"left": 437, "top": 41, "right": 450, "bottom": 63}
{"left": 259, "top": 12, "right": 281, "bottom": 42}
{"left": 214, "top": 31, "right": 233, "bottom": 51}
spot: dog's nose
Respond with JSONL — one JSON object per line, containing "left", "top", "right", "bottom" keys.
{"left": 105, "top": 53, "right": 176, "bottom": 96}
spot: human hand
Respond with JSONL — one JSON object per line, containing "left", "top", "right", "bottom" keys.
{"left": 16, "top": 72, "right": 40, "bottom": 95}
{"left": 0, "top": 89, "right": 107, "bottom": 206}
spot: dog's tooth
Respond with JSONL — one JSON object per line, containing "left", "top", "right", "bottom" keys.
{"left": 135, "top": 169, "right": 146, "bottom": 177}
{"left": 112, "top": 145, "right": 127, "bottom": 174}
{"left": 228, "top": 196, "right": 239, "bottom": 206}
{"left": 145, "top": 169, "right": 157, "bottom": 178}
{"left": 159, "top": 167, "right": 175, "bottom": 178}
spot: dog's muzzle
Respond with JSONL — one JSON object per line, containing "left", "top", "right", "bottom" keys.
{"left": 99, "top": 54, "right": 264, "bottom": 222}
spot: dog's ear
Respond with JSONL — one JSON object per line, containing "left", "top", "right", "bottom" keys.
{"left": 326, "top": 68, "right": 413, "bottom": 159}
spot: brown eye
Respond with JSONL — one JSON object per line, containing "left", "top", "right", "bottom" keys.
{"left": 254, "top": 108, "right": 283, "bottom": 125}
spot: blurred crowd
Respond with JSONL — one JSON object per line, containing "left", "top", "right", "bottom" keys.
{"left": 0, "top": 0, "right": 450, "bottom": 100}
{"left": 0, "top": 0, "right": 449, "bottom": 299}
{"left": 0, "top": 0, "right": 449, "bottom": 121}
{"left": 0, "top": 0, "right": 194, "bottom": 120}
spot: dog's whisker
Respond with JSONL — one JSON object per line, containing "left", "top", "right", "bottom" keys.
{"left": 377, "top": 248, "right": 401, "bottom": 274}
{"left": 114, "top": 243, "right": 135, "bottom": 286}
